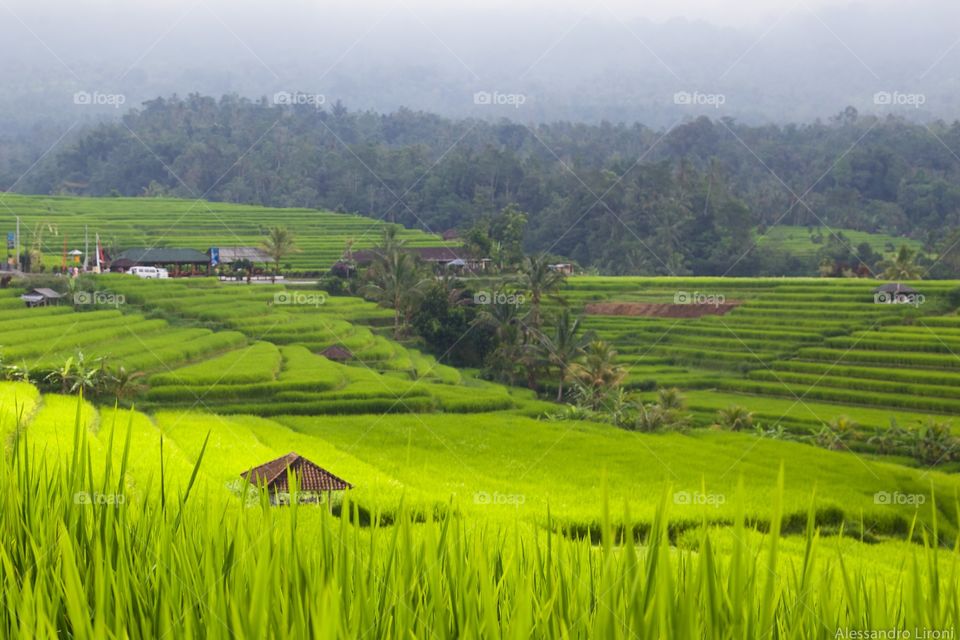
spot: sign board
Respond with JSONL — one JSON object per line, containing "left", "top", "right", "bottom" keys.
{"left": 209, "top": 247, "right": 220, "bottom": 267}
{"left": 6, "top": 232, "right": 14, "bottom": 250}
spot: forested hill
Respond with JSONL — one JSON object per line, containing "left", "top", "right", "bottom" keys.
{"left": 8, "top": 96, "right": 960, "bottom": 275}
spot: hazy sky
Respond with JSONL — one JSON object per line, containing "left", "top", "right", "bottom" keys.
{"left": 395, "top": 0, "right": 890, "bottom": 26}
{"left": 1, "top": 0, "right": 957, "bottom": 128}
{"left": 7, "top": 0, "right": 899, "bottom": 28}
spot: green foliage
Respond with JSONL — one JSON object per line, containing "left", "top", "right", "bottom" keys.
{"left": 20, "top": 102, "right": 952, "bottom": 276}
{"left": 879, "top": 244, "right": 924, "bottom": 281}
{"left": 6, "top": 410, "right": 960, "bottom": 638}
{"left": 260, "top": 225, "right": 300, "bottom": 281}
{"left": 363, "top": 227, "right": 432, "bottom": 337}
{"left": 713, "top": 405, "right": 755, "bottom": 432}
{"left": 569, "top": 340, "right": 626, "bottom": 410}
{"left": 411, "top": 282, "right": 493, "bottom": 368}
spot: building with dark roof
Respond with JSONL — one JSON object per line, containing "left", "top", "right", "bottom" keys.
{"left": 20, "top": 288, "right": 63, "bottom": 307}
{"left": 241, "top": 453, "right": 352, "bottom": 506}
{"left": 209, "top": 247, "right": 272, "bottom": 265}
{"left": 111, "top": 248, "right": 211, "bottom": 275}
{"left": 345, "top": 246, "right": 490, "bottom": 272}
{"left": 873, "top": 282, "right": 921, "bottom": 304}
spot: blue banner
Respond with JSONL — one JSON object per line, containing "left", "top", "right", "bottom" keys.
{"left": 209, "top": 247, "right": 219, "bottom": 267}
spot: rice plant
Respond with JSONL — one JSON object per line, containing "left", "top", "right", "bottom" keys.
{"left": 2, "top": 407, "right": 959, "bottom": 639}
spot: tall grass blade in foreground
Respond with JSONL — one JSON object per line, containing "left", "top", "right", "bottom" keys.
{"left": 0, "top": 405, "right": 957, "bottom": 638}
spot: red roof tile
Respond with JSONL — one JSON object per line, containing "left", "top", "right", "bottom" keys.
{"left": 241, "top": 453, "right": 352, "bottom": 492}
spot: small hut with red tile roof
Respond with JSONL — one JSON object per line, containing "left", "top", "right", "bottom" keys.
{"left": 241, "top": 452, "right": 352, "bottom": 506}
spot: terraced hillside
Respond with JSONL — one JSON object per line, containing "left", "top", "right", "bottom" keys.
{"left": 2, "top": 193, "right": 451, "bottom": 272}
{"left": 0, "top": 288, "right": 247, "bottom": 375}
{"left": 4, "top": 382, "right": 958, "bottom": 542}
{"left": 14, "top": 276, "right": 531, "bottom": 416}
{"left": 757, "top": 225, "right": 925, "bottom": 257}
{"left": 564, "top": 277, "right": 960, "bottom": 432}
{"left": 3, "top": 275, "right": 960, "bottom": 637}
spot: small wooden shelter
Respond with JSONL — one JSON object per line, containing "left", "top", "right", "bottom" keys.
{"left": 873, "top": 282, "right": 919, "bottom": 304}
{"left": 241, "top": 453, "right": 352, "bottom": 506}
{"left": 21, "top": 288, "right": 63, "bottom": 308}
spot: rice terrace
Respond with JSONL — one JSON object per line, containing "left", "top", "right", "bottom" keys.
{"left": 0, "top": 190, "right": 957, "bottom": 639}
{"left": 4, "top": 3, "right": 960, "bottom": 635}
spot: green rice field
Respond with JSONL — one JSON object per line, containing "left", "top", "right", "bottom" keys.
{"left": 562, "top": 276, "right": 960, "bottom": 434}
{"left": 2, "top": 201, "right": 959, "bottom": 637}
{"left": 1, "top": 193, "right": 452, "bottom": 272}
{"left": 757, "top": 225, "right": 926, "bottom": 257}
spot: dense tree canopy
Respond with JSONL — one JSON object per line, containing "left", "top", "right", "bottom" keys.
{"left": 6, "top": 95, "right": 960, "bottom": 275}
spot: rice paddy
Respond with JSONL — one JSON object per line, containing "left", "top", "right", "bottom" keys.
{"left": 563, "top": 277, "right": 960, "bottom": 435}
{"left": 2, "top": 207, "right": 960, "bottom": 636}
{"left": 1, "top": 193, "right": 452, "bottom": 272}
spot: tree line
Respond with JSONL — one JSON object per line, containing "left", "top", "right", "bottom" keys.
{"left": 7, "top": 96, "right": 960, "bottom": 276}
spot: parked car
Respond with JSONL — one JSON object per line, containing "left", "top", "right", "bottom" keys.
{"left": 157, "top": 268, "right": 170, "bottom": 279}
{"left": 128, "top": 266, "right": 162, "bottom": 279}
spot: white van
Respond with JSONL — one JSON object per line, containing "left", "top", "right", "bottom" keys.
{"left": 157, "top": 268, "right": 170, "bottom": 279}
{"left": 129, "top": 266, "right": 161, "bottom": 279}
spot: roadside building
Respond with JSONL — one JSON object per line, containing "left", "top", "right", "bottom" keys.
{"left": 111, "top": 248, "right": 211, "bottom": 276}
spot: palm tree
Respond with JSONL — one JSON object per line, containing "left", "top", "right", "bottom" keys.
{"left": 713, "top": 405, "right": 754, "bottom": 432}
{"left": 376, "top": 224, "right": 404, "bottom": 258}
{"left": 44, "top": 355, "right": 75, "bottom": 394}
{"left": 106, "top": 366, "right": 147, "bottom": 400}
{"left": 535, "top": 309, "right": 592, "bottom": 401}
{"left": 656, "top": 387, "right": 685, "bottom": 411}
{"left": 518, "top": 253, "right": 566, "bottom": 330}
{"left": 364, "top": 248, "right": 430, "bottom": 338}
{"left": 261, "top": 226, "right": 300, "bottom": 283}
{"left": 472, "top": 288, "right": 528, "bottom": 385}
{"left": 568, "top": 340, "right": 626, "bottom": 410}
{"left": 879, "top": 244, "right": 923, "bottom": 281}
{"left": 911, "top": 420, "right": 956, "bottom": 466}
{"left": 867, "top": 418, "right": 910, "bottom": 456}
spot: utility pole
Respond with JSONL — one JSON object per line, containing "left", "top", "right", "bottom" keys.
{"left": 15, "top": 216, "right": 20, "bottom": 272}
{"left": 83, "top": 225, "right": 89, "bottom": 272}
